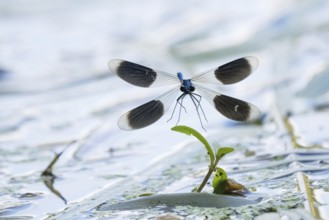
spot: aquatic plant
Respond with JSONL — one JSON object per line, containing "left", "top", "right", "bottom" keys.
{"left": 171, "top": 125, "right": 236, "bottom": 194}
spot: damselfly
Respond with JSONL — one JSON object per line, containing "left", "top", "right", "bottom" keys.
{"left": 109, "top": 57, "right": 261, "bottom": 130}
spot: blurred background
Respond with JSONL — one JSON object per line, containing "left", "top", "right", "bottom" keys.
{"left": 1, "top": 0, "right": 329, "bottom": 219}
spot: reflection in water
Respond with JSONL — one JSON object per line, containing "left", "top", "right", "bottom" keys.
{"left": 42, "top": 175, "right": 67, "bottom": 205}
{"left": 41, "top": 141, "right": 76, "bottom": 204}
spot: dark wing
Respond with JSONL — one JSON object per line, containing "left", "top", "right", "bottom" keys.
{"left": 195, "top": 84, "right": 260, "bottom": 121}
{"left": 118, "top": 87, "right": 179, "bottom": 130}
{"left": 191, "top": 57, "right": 258, "bottom": 85}
{"left": 109, "top": 59, "right": 179, "bottom": 87}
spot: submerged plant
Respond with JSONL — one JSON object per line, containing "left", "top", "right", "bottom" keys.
{"left": 172, "top": 125, "right": 245, "bottom": 194}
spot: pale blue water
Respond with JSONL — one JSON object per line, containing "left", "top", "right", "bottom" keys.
{"left": 1, "top": 0, "right": 329, "bottom": 219}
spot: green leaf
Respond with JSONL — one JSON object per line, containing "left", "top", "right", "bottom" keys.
{"left": 172, "top": 125, "right": 214, "bottom": 165}
{"left": 216, "top": 147, "right": 234, "bottom": 159}
{"left": 212, "top": 167, "right": 228, "bottom": 194}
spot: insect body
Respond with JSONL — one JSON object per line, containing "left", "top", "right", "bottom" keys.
{"left": 109, "top": 57, "right": 261, "bottom": 130}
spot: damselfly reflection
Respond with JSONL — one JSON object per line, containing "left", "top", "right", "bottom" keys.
{"left": 109, "top": 57, "right": 261, "bottom": 130}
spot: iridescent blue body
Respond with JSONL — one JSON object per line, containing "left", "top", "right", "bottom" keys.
{"left": 169, "top": 72, "right": 206, "bottom": 130}
{"left": 177, "top": 72, "right": 195, "bottom": 94}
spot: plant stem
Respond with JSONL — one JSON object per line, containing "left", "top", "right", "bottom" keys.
{"left": 197, "top": 156, "right": 221, "bottom": 192}
{"left": 196, "top": 167, "right": 213, "bottom": 192}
